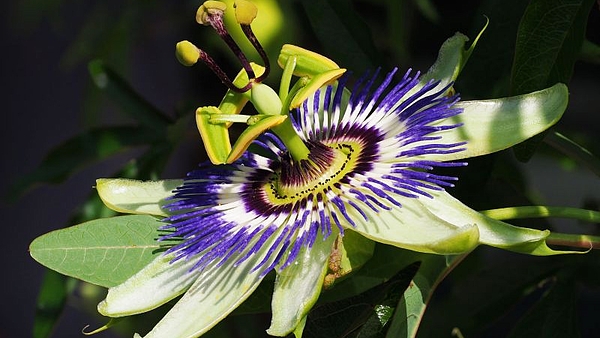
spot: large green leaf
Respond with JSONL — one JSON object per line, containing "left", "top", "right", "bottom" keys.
{"left": 9, "top": 126, "right": 158, "bottom": 199}
{"left": 303, "top": 259, "right": 419, "bottom": 338}
{"left": 508, "top": 269, "right": 580, "bottom": 338}
{"left": 30, "top": 215, "right": 162, "bottom": 288}
{"left": 511, "top": 0, "right": 595, "bottom": 94}
{"left": 510, "top": 0, "right": 596, "bottom": 160}
{"left": 386, "top": 254, "right": 463, "bottom": 338}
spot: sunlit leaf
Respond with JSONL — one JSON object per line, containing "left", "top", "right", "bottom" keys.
{"left": 30, "top": 215, "right": 162, "bottom": 288}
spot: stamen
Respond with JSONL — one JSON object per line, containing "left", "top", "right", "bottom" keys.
{"left": 198, "top": 49, "right": 250, "bottom": 93}
{"left": 234, "top": 0, "right": 270, "bottom": 83}
{"left": 197, "top": 2, "right": 256, "bottom": 81}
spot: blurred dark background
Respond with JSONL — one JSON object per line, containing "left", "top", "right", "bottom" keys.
{"left": 1, "top": 0, "right": 598, "bottom": 337}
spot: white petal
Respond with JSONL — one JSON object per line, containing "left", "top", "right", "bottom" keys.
{"left": 419, "top": 83, "right": 568, "bottom": 162}
{"left": 140, "top": 252, "right": 267, "bottom": 338}
{"left": 267, "top": 232, "right": 337, "bottom": 336}
{"left": 348, "top": 192, "right": 480, "bottom": 254}
{"left": 96, "top": 178, "right": 182, "bottom": 216}
{"left": 98, "top": 254, "right": 198, "bottom": 316}
{"left": 422, "top": 190, "right": 569, "bottom": 254}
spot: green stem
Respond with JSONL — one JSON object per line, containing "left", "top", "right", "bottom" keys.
{"left": 272, "top": 119, "right": 310, "bottom": 161}
{"left": 480, "top": 206, "right": 600, "bottom": 223}
{"left": 480, "top": 206, "right": 600, "bottom": 250}
{"left": 279, "top": 55, "right": 297, "bottom": 104}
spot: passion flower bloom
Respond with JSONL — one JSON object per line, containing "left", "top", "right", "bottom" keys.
{"left": 93, "top": 66, "right": 570, "bottom": 338}
{"left": 30, "top": 2, "right": 571, "bottom": 337}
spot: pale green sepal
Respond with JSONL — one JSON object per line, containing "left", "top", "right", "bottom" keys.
{"left": 96, "top": 179, "right": 182, "bottom": 216}
{"left": 293, "top": 316, "right": 307, "bottom": 338}
{"left": 421, "top": 83, "right": 568, "bottom": 162}
{"left": 140, "top": 253, "right": 267, "bottom": 338}
{"left": 422, "top": 20, "right": 487, "bottom": 86}
{"left": 267, "top": 231, "right": 337, "bottom": 336}
{"left": 346, "top": 194, "right": 480, "bottom": 255}
{"left": 425, "top": 190, "right": 580, "bottom": 255}
{"left": 98, "top": 254, "right": 199, "bottom": 317}
{"left": 82, "top": 318, "right": 124, "bottom": 335}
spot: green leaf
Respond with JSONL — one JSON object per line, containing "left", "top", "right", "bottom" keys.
{"left": 303, "top": 260, "right": 419, "bottom": 338}
{"left": 88, "top": 60, "right": 171, "bottom": 132}
{"left": 386, "top": 254, "right": 463, "bottom": 338}
{"left": 30, "top": 215, "right": 162, "bottom": 288}
{"left": 507, "top": 271, "right": 580, "bottom": 338}
{"left": 511, "top": 0, "right": 595, "bottom": 94}
{"left": 33, "top": 270, "right": 76, "bottom": 338}
{"left": 510, "top": 0, "right": 596, "bottom": 160}
{"left": 9, "top": 126, "right": 159, "bottom": 199}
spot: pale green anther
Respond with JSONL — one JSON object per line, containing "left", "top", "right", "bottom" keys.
{"left": 250, "top": 82, "right": 283, "bottom": 116}
{"left": 234, "top": 0, "right": 257, "bottom": 25}
{"left": 278, "top": 44, "right": 340, "bottom": 77}
{"left": 196, "top": 106, "right": 232, "bottom": 165}
{"left": 227, "top": 115, "right": 287, "bottom": 163}
{"left": 196, "top": 1, "right": 227, "bottom": 25}
{"left": 290, "top": 68, "right": 346, "bottom": 109}
{"left": 175, "top": 41, "right": 200, "bottom": 67}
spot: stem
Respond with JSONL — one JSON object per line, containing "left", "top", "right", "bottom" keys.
{"left": 271, "top": 119, "right": 310, "bottom": 161}
{"left": 279, "top": 55, "right": 297, "bottom": 104}
{"left": 480, "top": 206, "right": 600, "bottom": 223}
{"left": 480, "top": 206, "right": 600, "bottom": 250}
{"left": 546, "top": 233, "right": 600, "bottom": 250}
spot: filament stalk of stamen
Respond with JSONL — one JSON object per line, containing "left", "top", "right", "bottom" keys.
{"left": 209, "top": 114, "right": 252, "bottom": 124}
{"left": 241, "top": 24, "right": 270, "bottom": 82}
{"left": 205, "top": 9, "right": 256, "bottom": 80}
{"left": 199, "top": 50, "right": 246, "bottom": 93}
{"left": 279, "top": 55, "right": 297, "bottom": 104}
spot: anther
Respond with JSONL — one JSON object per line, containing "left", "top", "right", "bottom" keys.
{"left": 197, "top": 1, "right": 256, "bottom": 81}
{"left": 234, "top": 0, "right": 270, "bottom": 83}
